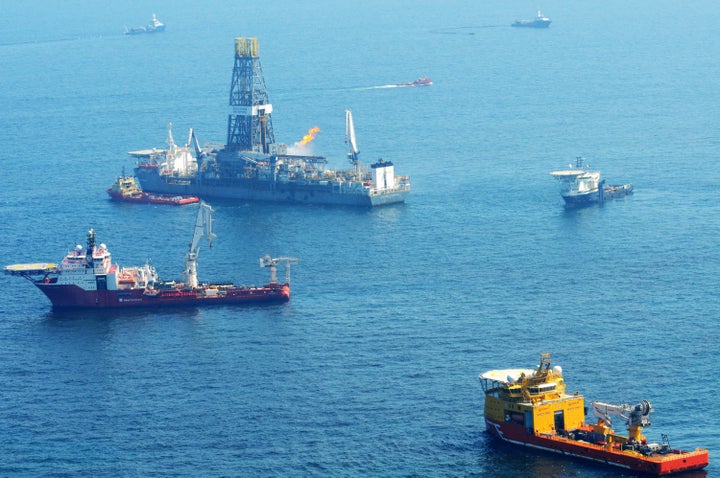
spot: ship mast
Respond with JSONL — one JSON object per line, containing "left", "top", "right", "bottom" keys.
{"left": 345, "top": 109, "right": 360, "bottom": 177}
{"left": 183, "top": 202, "right": 215, "bottom": 288}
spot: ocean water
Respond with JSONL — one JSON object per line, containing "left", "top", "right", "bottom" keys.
{"left": 1, "top": 1, "right": 719, "bottom": 476}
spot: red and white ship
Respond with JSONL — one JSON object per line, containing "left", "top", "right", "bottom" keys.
{"left": 479, "top": 353, "right": 709, "bottom": 476}
{"left": 4, "top": 202, "right": 298, "bottom": 309}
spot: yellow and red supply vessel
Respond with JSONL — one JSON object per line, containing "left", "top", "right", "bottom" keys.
{"left": 479, "top": 353, "right": 709, "bottom": 475}
{"left": 107, "top": 173, "right": 199, "bottom": 205}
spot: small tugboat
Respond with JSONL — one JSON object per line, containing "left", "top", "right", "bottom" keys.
{"left": 512, "top": 10, "right": 552, "bottom": 28}
{"left": 397, "top": 77, "right": 432, "bottom": 87}
{"left": 107, "top": 173, "right": 199, "bottom": 205}
{"left": 3, "top": 202, "right": 299, "bottom": 309}
{"left": 479, "top": 353, "right": 709, "bottom": 476}
{"left": 550, "top": 157, "right": 633, "bottom": 207}
{"left": 124, "top": 13, "right": 165, "bottom": 35}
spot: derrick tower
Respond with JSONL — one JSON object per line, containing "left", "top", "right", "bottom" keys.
{"left": 226, "top": 37, "right": 275, "bottom": 154}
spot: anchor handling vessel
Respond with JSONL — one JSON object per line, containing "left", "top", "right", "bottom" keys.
{"left": 131, "top": 37, "right": 410, "bottom": 207}
{"left": 550, "top": 157, "right": 633, "bottom": 207}
{"left": 3, "top": 202, "right": 299, "bottom": 309}
{"left": 479, "top": 353, "right": 709, "bottom": 476}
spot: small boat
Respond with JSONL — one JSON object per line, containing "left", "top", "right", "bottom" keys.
{"left": 479, "top": 353, "right": 709, "bottom": 475}
{"left": 124, "top": 13, "right": 165, "bottom": 35}
{"left": 512, "top": 10, "right": 552, "bottom": 28}
{"left": 550, "top": 157, "right": 632, "bottom": 207}
{"left": 107, "top": 173, "right": 198, "bottom": 205}
{"left": 397, "top": 77, "right": 432, "bottom": 87}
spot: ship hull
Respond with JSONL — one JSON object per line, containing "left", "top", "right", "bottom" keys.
{"left": 107, "top": 188, "right": 199, "bottom": 205}
{"left": 561, "top": 190, "right": 600, "bottom": 206}
{"left": 562, "top": 184, "right": 633, "bottom": 207}
{"left": 485, "top": 418, "right": 708, "bottom": 476}
{"left": 135, "top": 168, "right": 408, "bottom": 207}
{"left": 35, "top": 283, "right": 290, "bottom": 309}
{"left": 512, "top": 21, "right": 551, "bottom": 28}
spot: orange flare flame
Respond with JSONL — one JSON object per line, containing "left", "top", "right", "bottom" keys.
{"left": 298, "top": 126, "right": 321, "bottom": 145}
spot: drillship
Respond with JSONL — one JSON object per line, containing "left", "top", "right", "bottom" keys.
{"left": 3, "top": 202, "right": 299, "bottom": 309}
{"left": 132, "top": 37, "right": 410, "bottom": 207}
{"left": 479, "top": 353, "right": 709, "bottom": 476}
{"left": 550, "top": 156, "right": 633, "bottom": 206}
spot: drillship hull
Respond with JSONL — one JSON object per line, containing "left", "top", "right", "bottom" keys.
{"left": 135, "top": 168, "right": 408, "bottom": 207}
{"left": 36, "top": 282, "right": 290, "bottom": 309}
{"left": 485, "top": 419, "right": 709, "bottom": 476}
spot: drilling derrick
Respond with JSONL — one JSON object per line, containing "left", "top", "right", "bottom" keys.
{"left": 226, "top": 37, "right": 275, "bottom": 154}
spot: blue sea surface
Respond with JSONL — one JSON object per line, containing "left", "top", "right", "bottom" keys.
{"left": 1, "top": 1, "right": 719, "bottom": 476}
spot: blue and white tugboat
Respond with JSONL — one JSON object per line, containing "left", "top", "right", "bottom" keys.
{"left": 512, "top": 10, "right": 552, "bottom": 28}
{"left": 124, "top": 14, "right": 165, "bottom": 35}
{"left": 550, "top": 157, "right": 633, "bottom": 207}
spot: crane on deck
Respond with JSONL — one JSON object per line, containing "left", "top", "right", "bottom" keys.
{"left": 183, "top": 202, "right": 215, "bottom": 288}
{"left": 591, "top": 399, "right": 653, "bottom": 442}
{"left": 345, "top": 109, "right": 361, "bottom": 177}
{"left": 260, "top": 255, "right": 299, "bottom": 285}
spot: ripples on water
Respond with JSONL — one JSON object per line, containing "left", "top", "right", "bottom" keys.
{"left": 1, "top": 0, "right": 719, "bottom": 475}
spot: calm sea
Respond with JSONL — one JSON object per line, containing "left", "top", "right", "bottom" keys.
{"left": 1, "top": 1, "right": 719, "bottom": 476}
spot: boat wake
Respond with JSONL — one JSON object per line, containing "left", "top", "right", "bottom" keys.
{"left": 358, "top": 84, "right": 401, "bottom": 90}
{"left": 430, "top": 25, "right": 504, "bottom": 35}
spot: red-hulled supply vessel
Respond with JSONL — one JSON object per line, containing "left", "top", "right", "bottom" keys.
{"left": 479, "top": 353, "right": 709, "bottom": 476}
{"left": 4, "top": 202, "right": 298, "bottom": 309}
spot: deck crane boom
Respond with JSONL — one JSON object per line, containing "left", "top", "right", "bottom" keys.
{"left": 183, "top": 202, "right": 216, "bottom": 288}
{"left": 187, "top": 127, "right": 206, "bottom": 160}
{"left": 259, "top": 255, "right": 299, "bottom": 285}
{"left": 345, "top": 109, "right": 360, "bottom": 175}
{"left": 591, "top": 399, "right": 653, "bottom": 442}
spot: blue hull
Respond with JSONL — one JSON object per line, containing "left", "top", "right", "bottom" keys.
{"left": 562, "top": 184, "right": 633, "bottom": 207}
{"left": 134, "top": 168, "right": 408, "bottom": 207}
{"left": 562, "top": 191, "right": 600, "bottom": 206}
{"left": 512, "top": 20, "right": 551, "bottom": 28}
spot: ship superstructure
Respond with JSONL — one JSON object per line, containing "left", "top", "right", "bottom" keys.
{"left": 479, "top": 353, "right": 709, "bottom": 475}
{"left": 4, "top": 202, "right": 298, "bottom": 309}
{"left": 133, "top": 37, "right": 410, "bottom": 207}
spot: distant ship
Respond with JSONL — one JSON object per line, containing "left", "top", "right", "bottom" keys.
{"left": 3, "top": 202, "right": 298, "bottom": 309}
{"left": 132, "top": 37, "right": 410, "bottom": 207}
{"left": 550, "top": 157, "right": 633, "bottom": 206}
{"left": 512, "top": 10, "right": 552, "bottom": 28}
{"left": 397, "top": 77, "right": 432, "bottom": 87}
{"left": 107, "top": 173, "right": 199, "bottom": 205}
{"left": 124, "top": 13, "right": 165, "bottom": 35}
{"left": 480, "top": 353, "right": 709, "bottom": 475}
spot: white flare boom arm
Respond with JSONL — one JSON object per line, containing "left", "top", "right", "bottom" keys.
{"left": 184, "top": 202, "right": 215, "bottom": 288}
{"left": 345, "top": 109, "right": 360, "bottom": 163}
{"left": 591, "top": 400, "right": 653, "bottom": 429}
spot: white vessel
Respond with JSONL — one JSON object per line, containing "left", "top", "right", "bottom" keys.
{"left": 550, "top": 157, "right": 633, "bottom": 206}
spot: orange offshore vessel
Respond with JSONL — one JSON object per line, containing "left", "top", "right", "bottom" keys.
{"left": 479, "top": 353, "right": 709, "bottom": 475}
{"left": 107, "top": 174, "right": 199, "bottom": 205}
